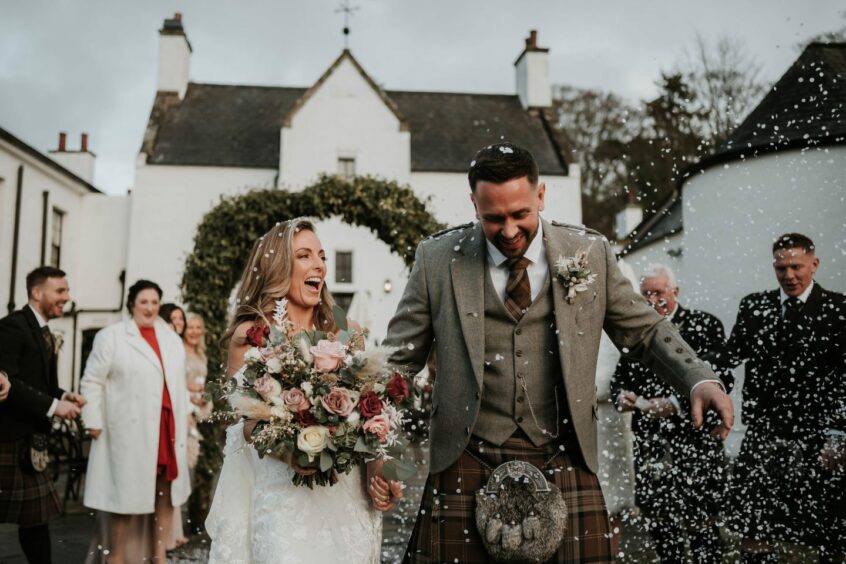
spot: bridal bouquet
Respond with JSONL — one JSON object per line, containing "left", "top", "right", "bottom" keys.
{"left": 223, "top": 299, "right": 417, "bottom": 488}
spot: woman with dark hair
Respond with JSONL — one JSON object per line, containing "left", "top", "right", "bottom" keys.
{"left": 80, "top": 280, "right": 191, "bottom": 563}
{"left": 159, "top": 303, "right": 186, "bottom": 337}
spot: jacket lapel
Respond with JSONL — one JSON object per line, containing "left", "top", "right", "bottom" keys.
{"left": 450, "top": 223, "right": 486, "bottom": 390}
{"left": 542, "top": 220, "right": 580, "bottom": 385}
{"left": 125, "top": 320, "right": 165, "bottom": 374}
{"left": 23, "top": 306, "right": 51, "bottom": 385}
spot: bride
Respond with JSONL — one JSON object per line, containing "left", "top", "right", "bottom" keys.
{"left": 206, "top": 218, "right": 401, "bottom": 563}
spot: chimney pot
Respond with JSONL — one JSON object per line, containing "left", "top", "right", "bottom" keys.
{"left": 58, "top": 132, "right": 66, "bottom": 152}
{"left": 529, "top": 30, "right": 537, "bottom": 48}
{"left": 174, "top": 12, "right": 182, "bottom": 21}
{"left": 81, "top": 133, "right": 88, "bottom": 152}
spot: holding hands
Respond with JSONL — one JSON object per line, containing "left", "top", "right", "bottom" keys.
{"left": 56, "top": 390, "right": 86, "bottom": 420}
{"left": 366, "top": 458, "right": 404, "bottom": 512}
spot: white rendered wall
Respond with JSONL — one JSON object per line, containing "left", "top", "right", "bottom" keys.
{"left": 515, "top": 51, "right": 551, "bottom": 109}
{"left": 158, "top": 34, "right": 191, "bottom": 98}
{"left": 48, "top": 152, "right": 95, "bottom": 184}
{"left": 619, "top": 233, "right": 684, "bottom": 284}
{"left": 409, "top": 172, "right": 581, "bottom": 228}
{"left": 279, "top": 57, "right": 411, "bottom": 187}
{"left": 126, "top": 164, "right": 277, "bottom": 303}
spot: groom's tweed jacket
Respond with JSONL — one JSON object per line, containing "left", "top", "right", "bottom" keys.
{"left": 386, "top": 219, "right": 718, "bottom": 474}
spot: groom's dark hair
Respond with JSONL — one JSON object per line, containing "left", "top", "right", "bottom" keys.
{"left": 468, "top": 142, "right": 539, "bottom": 192}
{"left": 772, "top": 232, "right": 815, "bottom": 255}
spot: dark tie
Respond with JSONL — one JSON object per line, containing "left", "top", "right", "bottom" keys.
{"left": 505, "top": 257, "right": 532, "bottom": 321}
{"left": 783, "top": 296, "right": 803, "bottom": 323}
{"left": 41, "top": 326, "right": 55, "bottom": 357}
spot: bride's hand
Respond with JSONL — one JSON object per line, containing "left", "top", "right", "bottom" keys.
{"left": 366, "top": 459, "right": 402, "bottom": 512}
{"left": 244, "top": 419, "right": 317, "bottom": 476}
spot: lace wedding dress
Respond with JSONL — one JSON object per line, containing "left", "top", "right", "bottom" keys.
{"left": 206, "top": 420, "right": 382, "bottom": 563}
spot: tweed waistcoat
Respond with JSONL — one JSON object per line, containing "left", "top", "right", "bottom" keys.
{"left": 472, "top": 267, "right": 567, "bottom": 446}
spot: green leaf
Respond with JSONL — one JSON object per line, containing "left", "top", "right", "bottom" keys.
{"left": 354, "top": 436, "right": 376, "bottom": 454}
{"left": 383, "top": 457, "right": 416, "bottom": 481}
{"left": 338, "top": 330, "right": 350, "bottom": 344}
{"left": 319, "top": 450, "right": 334, "bottom": 472}
{"left": 332, "top": 305, "right": 349, "bottom": 332}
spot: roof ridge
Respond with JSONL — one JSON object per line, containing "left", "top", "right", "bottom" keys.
{"left": 188, "top": 81, "right": 308, "bottom": 91}
{"left": 386, "top": 89, "right": 519, "bottom": 98}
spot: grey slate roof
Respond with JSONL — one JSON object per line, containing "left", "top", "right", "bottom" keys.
{"left": 618, "top": 195, "right": 682, "bottom": 256}
{"left": 143, "top": 84, "right": 568, "bottom": 174}
{"left": 696, "top": 42, "right": 846, "bottom": 170}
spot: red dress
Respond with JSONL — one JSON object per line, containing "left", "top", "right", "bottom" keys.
{"left": 139, "top": 325, "right": 178, "bottom": 481}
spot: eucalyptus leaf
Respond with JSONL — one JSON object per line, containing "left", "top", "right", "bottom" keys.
{"left": 383, "top": 458, "right": 416, "bottom": 481}
{"left": 338, "top": 330, "right": 351, "bottom": 344}
{"left": 332, "top": 305, "right": 349, "bottom": 332}
{"left": 354, "top": 436, "right": 375, "bottom": 454}
{"left": 319, "top": 450, "right": 334, "bottom": 472}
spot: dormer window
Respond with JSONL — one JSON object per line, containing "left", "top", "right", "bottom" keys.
{"left": 338, "top": 157, "right": 356, "bottom": 179}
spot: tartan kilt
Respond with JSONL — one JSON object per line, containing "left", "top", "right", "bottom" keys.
{"left": 0, "top": 440, "right": 62, "bottom": 527}
{"left": 405, "top": 434, "right": 613, "bottom": 564}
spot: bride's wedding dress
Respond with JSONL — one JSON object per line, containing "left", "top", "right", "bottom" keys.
{"left": 206, "top": 420, "right": 382, "bottom": 563}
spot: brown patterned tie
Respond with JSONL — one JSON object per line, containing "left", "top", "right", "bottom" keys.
{"left": 505, "top": 257, "right": 532, "bottom": 321}
{"left": 41, "top": 326, "right": 55, "bottom": 357}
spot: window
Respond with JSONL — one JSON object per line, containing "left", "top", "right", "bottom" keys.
{"left": 333, "top": 292, "right": 354, "bottom": 314}
{"left": 338, "top": 157, "right": 356, "bottom": 179}
{"left": 335, "top": 251, "right": 353, "bottom": 284}
{"left": 50, "top": 208, "right": 64, "bottom": 268}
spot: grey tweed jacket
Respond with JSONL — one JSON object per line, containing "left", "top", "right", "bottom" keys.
{"left": 385, "top": 219, "right": 717, "bottom": 474}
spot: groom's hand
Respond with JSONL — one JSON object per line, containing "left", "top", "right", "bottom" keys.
{"left": 366, "top": 459, "right": 402, "bottom": 512}
{"left": 690, "top": 381, "right": 734, "bottom": 441}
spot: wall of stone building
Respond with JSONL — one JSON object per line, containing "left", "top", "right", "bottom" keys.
{"left": 279, "top": 57, "right": 411, "bottom": 188}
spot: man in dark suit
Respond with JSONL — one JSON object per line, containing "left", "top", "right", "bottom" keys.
{"left": 710, "top": 233, "right": 845, "bottom": 563}
{"left": 0, "top": 267, "right": 85, "bottom": 564}
{"left": 612, "top": 264, "right": 731, "bottom": 564}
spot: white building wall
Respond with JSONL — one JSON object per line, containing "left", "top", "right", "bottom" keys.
{"left": 279, "top": 58, "right": 411, "bottom": 187}
{"left": 126, "top": 164, "right": 277, "bottom": 302}
{"left": 515, "top": 51, "right": 552, "bottom": 109}
{"left": 619, "top": 233, "right": 684, "bottom": 283}
{"left": 158, "top": 34, "right": 191, "bottom": 99}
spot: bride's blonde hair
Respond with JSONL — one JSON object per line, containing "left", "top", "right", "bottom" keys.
{"left": 222, "top": 218, "right": 336, "bottom": 347}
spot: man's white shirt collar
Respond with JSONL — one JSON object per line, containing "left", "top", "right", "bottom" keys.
{"left": 485, "top": 220, "right": 545, "bottom": 267}
{"left": 27, "top": 304, "right": 48, "bottom": 328}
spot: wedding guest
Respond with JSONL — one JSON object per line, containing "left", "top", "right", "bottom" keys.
{"left": 0, "top": 267, "right": 85, "bottom": 564}
{"left": 709, "top": 233, "right": 845, "bottom": 563}
{"left": 159, "top": 303, "right": 186, "bottom": 337}
{"left": 611, "top": 264, "right": 730, "bottom": 563}
{"left": 167, "top": 312, "right": 210, "bottom": 549}
{"left": 80, "top": 280, "right": 191, "bottom": 564}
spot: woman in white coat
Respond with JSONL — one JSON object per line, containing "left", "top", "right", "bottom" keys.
{"left": 80, "top": 279, "right": 190, "bottom": 563}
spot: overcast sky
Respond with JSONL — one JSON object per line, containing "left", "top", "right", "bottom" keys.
{"left": 1, "top": 0, "right": 843, "bottom": 194}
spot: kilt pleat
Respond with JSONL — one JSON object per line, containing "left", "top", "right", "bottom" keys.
{"left": 405, "top": 434, "right": 613, "bottom": 563}
{"left": 0, "top": 440, "right": 62, "bottom": 526}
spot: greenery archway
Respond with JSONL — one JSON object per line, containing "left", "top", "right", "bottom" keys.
{"left": 180, "top": 174, "right": 444, "bottom": 520}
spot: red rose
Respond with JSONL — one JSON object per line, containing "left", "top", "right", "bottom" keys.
{"left": 245, "top": 323, "right": 270, "bottom": 347}
{"left": 386, "top": 372, "right": 409, "bottom": 402}
{"left": 358, "top": 391, "right": 383, "bottom": 418}
{"left": 295, "top": 409, "right": 317, "bottom": 426}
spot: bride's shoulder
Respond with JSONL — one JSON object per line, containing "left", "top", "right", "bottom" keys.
{"left": 230, "top": 320, "right": 257, "bottom": 347}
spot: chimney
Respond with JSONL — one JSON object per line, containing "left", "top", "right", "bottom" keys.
{"left": 514, "top": 30, "right": 551, "bottom": 110}
{"left": 157, "top": 12, "right": 192, "bottom": 99}
{"left": 615, "top": 191, "right": 643, "bottom": 241}
{"left": 48, "top": 132, "right": 96, "bottom": 184}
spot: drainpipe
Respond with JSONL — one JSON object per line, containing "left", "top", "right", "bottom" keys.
{"left": 7, "top": 166, "right": 24, "bottom": 314}
{"left": 40, "top": 191, "right": 49, "bottom": 265}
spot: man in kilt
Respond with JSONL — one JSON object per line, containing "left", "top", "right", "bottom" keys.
{"left": 709, "top": 233, "right": 845, "bottom": 563}
{"left": 611, "top": 264, "right": 731, "bottom": 563}
{"left": 0, "top": 267, "right": 86, "bottom": 564}
{"left": 384, "top": 142, "right": 734, "bottom": 563}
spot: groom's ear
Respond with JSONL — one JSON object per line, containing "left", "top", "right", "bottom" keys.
{"left": 537, "top": 183, "right": 546, "bottom": 212}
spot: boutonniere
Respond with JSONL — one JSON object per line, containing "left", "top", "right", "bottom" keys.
{"left": 52, "top": 332, "right": 64, "bottom": 352}
{"left": 554, "top": 250, "right": 598, "bottom": 304}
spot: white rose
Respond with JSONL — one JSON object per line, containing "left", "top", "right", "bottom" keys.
{"left": 265, "top": 357, "right": 283, "bottom": 374}
{"left": 244, "top": 348, "right": 262, "bottom": 363}
{"left": 297, "top": 425, "right": 330, "bottom": 460}
{"left": 301, "top": 381, "right": 314, "bottom": 397}
{"left": 346, "top": 410, "right": 361, "bottom": 427}
{"left": 372, "top": 382, "right": 386, "bottom": 394}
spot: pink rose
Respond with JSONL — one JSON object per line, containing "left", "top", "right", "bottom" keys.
{"left": 282, "top": 387, "right": 311, "bottom": 412}
{"left": 320, "top": 387, "right": 356, "bottom": 417}
{"left": 310, "top": 339, "right": 346, "bottom": 373}
{"left": 254, "top": 375, "right": 282, "bottom": 401}
{"left": 363, "top": 414, "right": 391, "bottom": 443}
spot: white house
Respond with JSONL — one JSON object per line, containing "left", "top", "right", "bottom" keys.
{"left": 619, "top": 41, "right": 846, "bottom": 453}
{"left": 127, "top": 15, "right": 581, "bottom": 340}
{"left": 0, "top": 128, "right": 128, "bottom": 391}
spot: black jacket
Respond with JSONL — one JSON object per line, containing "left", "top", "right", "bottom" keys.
{"left": 0, "top": 306, "right": 65, "bottom": 441}
{"left": 711, "top": 283, "right": 846, "bottom": 439}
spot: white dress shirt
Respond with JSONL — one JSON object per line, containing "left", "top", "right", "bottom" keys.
{"left": 485, "top": 220, "right": 549, "bottom": 303}
{"left": 779, "top": 280, "right": 814, "bottom": 316}
{"left": 27, "top": 304, "right": 59, "bottom": 417}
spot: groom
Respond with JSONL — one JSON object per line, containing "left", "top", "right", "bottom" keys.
{"left": 385, "top": 142, "right": 733, "bottom": 563}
